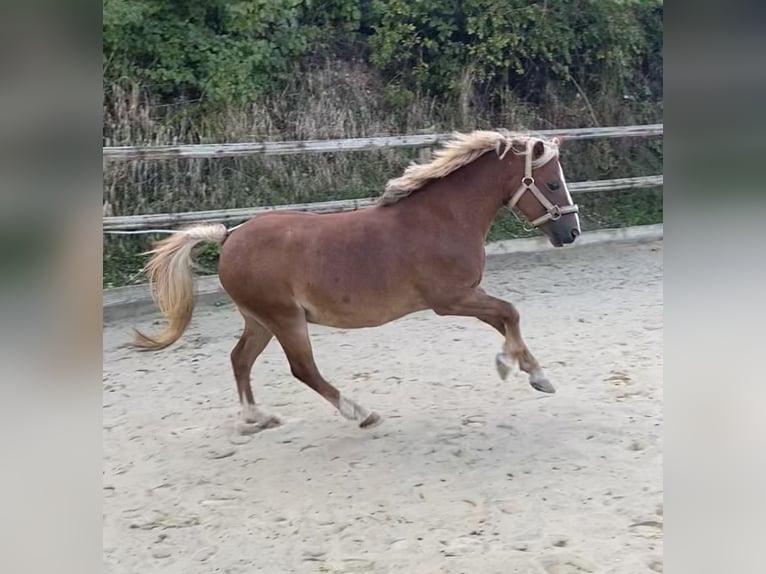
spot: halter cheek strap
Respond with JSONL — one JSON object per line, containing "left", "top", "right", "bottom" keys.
{"left": 507, "top": 139, "right": 579, "bottom": 228}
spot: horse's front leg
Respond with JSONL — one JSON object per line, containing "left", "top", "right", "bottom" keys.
{"left": 432, "top": 289, "right": 555, "bottom": 393}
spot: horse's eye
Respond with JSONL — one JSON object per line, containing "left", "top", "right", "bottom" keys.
{"left": 547, "top": 181, "right": 560, "bottom": 191}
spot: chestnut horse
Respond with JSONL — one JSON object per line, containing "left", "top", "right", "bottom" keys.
{"left": 135, "top": 131, "right": 580, "bottom": 433}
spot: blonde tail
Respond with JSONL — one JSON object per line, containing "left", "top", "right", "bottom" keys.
{"left": 133, "top": 223, "right": 228, "bottom": 350}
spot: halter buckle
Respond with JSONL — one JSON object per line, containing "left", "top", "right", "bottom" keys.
{"left": 522, "top": 176, "right": 534, "bottom": 187}
{"left": 549, "top": 205, "right": 562, "bottom": 220}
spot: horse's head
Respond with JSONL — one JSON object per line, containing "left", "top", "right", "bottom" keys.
{"left": 503, "top": 136, "right": 581, "bottom": 247}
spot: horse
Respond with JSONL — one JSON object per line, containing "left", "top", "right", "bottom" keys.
{"left": 134, "top": 131, "right": 581, "bottom": 433}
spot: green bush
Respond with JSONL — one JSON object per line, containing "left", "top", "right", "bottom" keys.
{"left": 368, "top": 0, "right": 662, "bottom": 106}
{"left": 104, "top": 0, "right": 316, "bottom": 103}
{"left": 104, "top": 0, "right": 662, "bottom": 107}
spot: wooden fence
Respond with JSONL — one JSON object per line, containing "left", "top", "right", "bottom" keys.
{"left": 103, "top": 124, "right": 663, "bottom": 231}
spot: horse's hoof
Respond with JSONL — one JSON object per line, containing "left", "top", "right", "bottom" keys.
{"left": 495, "top": 353, "right": 512, "bottom": 380}
{"left": 529, "top": 373, "right": 556, "bottom": 394}
{"left": 238, "top": 415, "right": 283, "bottom": 435}
{"left": 359, "top": 411, "right": 383, "bottom": 429}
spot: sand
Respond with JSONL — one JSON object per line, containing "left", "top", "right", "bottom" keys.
{"left": 103, "top": 239, "right": 663, "bottom": 574}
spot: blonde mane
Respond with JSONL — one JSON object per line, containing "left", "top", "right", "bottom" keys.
{"left": 379, "top": 130, "right": 559, "bottom": 205}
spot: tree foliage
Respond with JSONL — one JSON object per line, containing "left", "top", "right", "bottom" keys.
{"left": 103, "top": 0, "right": 662, "bottom": 107}
{"left": 368, "top": 0, "right": 662, "bottom": 103}
{"left": 104, "top": 0, "right": 326, "bottom": 102}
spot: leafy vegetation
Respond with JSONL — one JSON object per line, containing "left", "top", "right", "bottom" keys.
{"left": 104, "top": 0, "right": 661, "bottom": 105}
{"left": 369, "top": 0, "right": 662, "bottom": 105}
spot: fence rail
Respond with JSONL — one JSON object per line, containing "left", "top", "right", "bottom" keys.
{"left": 103, "top": 124, "right": 663, "bottom": 162}
{"left": 103, "top": 123, "right": 663, "bottom": 232}
{"left": 103, "top": 175, "right": 663, "bottom": 231}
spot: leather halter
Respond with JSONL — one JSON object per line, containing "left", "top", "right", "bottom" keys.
{"left": 507, "top": 139, "right": 579, "bottom": 228}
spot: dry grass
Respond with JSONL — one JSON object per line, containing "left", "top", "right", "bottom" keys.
{"left": 103, "top": 60, "right": 539, "bottom": 217}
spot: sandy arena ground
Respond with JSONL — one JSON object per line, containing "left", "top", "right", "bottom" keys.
{"left": 103, "top": 239, "right": 663, "bottom": 574}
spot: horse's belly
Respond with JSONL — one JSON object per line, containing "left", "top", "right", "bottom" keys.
{"left": 301, "top": 292, "right": 427, "bottom": 329}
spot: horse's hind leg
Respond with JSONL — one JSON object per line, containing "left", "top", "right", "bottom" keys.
{"left": 271, "top": 310, "right": 382, "bottom": 429}
{"left": 231, "top": 314, "right": 282, "bottom": 434}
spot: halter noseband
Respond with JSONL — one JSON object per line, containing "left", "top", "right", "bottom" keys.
{"left": 507, "top": 139, "right": 579, "bottom": 228}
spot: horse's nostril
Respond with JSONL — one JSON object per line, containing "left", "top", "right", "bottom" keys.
{"left": 571, "top": 229, "right": 580, "bottom": 240}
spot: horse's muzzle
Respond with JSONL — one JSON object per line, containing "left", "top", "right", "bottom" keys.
{"left": 550, "top": 227, "right": 580, "bottom": 247}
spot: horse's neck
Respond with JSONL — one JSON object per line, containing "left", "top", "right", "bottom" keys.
{"left": 400, "top": 153, "right": 512, "bottom": 239}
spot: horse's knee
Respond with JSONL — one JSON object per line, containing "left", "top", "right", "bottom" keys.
{"left": 500, "top": 303, "right": 520, "bottom": 326}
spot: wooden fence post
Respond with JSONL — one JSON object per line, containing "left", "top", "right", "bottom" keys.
{"left": 418, "top": 147, "right": 433, "bottom": 163}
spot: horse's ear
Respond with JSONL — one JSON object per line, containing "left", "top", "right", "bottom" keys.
{"left": 533, "top": 140, "right": 545, "bottom": 159}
